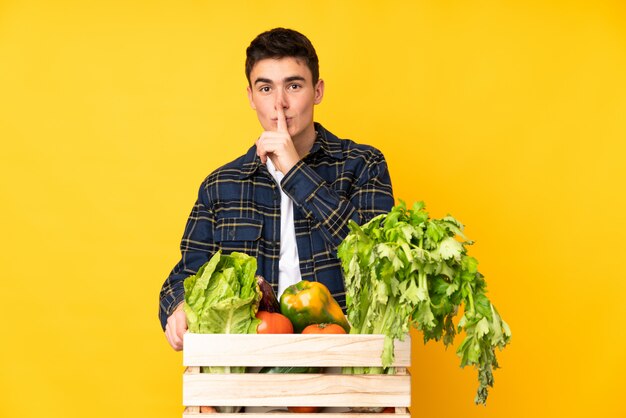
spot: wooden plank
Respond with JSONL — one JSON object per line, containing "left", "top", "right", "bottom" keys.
{"left": 183, "top": 414, "right": 411, "bottom": 418}
{"left": 183, "top": 334, "right": 411, "bottom": 367}
{"left": 183, "top": 373, "right": 410, "bottom": 407}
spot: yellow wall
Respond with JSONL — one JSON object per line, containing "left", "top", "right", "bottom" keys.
{"left": 1, "top": 1, "right": 625, "bottom": 417}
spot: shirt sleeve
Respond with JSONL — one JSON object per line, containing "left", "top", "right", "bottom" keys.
{"left": 158, "top": 182, "right": 217, "bottom": 330}
{"left": 280, "top": 149, "right": 394, "bottom": 249}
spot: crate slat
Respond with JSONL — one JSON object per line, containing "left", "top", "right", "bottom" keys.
{"left": 182, "top": 412, "right": 411, "bottom": 418}
{"left": 183, "top": 373, "right": 410, "bottom": 407}
{"left": 183, "top": 333, "right": 411, "bottom": 367}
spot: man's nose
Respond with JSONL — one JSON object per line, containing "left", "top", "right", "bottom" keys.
{"left": 274, "top": 90, "right": 288, "bottom": 110}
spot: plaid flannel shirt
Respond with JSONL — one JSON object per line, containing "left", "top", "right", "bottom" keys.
{"left": 159, "top": 123, "right": 394, "bottom": 330}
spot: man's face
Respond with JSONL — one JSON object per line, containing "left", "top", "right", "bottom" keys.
{"left": 247, "top": 57, "right": 324, "bottom": 143}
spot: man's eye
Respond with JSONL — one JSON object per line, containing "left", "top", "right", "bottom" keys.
{"left": 259, "top": 86, "right": 271, "bottom": 93}
{"left": 289, "top": 84, "right": 301, "bottom": 91}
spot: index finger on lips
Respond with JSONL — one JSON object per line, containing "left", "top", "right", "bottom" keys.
{"left": 276, "top": 106, "right": 287, "bottom": 133}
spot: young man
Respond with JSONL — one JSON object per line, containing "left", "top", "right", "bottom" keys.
{"left": 159, "top": 28, "right": 394, "bottom": 350}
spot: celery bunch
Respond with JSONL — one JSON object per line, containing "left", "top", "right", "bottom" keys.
{"left": 337, "top": 201, "right": 511, "bottom": 405}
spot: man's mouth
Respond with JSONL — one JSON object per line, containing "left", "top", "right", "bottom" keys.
{"left": 272, "top": 118, "right": 292, "bottom": 125}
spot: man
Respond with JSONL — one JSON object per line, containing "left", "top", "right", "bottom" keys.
{"left": 159, "top": 28, "right": 394, "bottom": 350}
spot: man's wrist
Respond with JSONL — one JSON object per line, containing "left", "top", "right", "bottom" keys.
{"left": 279, "top": 155, "right": 299, "bottom": 174}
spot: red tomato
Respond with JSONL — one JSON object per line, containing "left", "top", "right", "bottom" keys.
{"left": 288, "top": 406, "right": 321, "bottom": 413}
{"left": 301, "top": 323, "right": 346, "bottom": 334}
{"left": 256, "top": 311, "right": 294, "bottom": 334}
{"left": 199, "top": 406, "right": 217, "bottom": 413}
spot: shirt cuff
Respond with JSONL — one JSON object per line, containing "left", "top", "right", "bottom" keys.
{"left": 160, "top": 289, "right": 185, "bottom": 330}
{"left": 281, "top": 160, "right": 325, "bottom": 204}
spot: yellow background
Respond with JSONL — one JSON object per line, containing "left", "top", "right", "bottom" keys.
{"left": 1, "top": 1, "right": 625, "bottom": 417}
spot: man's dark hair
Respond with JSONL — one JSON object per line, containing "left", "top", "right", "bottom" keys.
{"left": 245, "top": 28, "right": 319, "bottom": 86}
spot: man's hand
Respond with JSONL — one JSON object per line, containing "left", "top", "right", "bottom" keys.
{"left": 165, "top": 303, "right": 187, "bottom": 351}
{"left": 255, "top": 106, "right": 300, "bottom": 174}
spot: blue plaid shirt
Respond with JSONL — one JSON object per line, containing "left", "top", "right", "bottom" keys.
{"left": 158, "top": 123, "right": 394, "bottom": 330}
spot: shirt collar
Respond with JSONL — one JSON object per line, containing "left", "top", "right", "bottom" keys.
{"left": 239, "top": 122, "right": 343, "bottom": 179}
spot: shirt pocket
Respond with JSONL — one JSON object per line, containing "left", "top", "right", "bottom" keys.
{"left": 214, "top": 217, "right": 263, "bottom": 257}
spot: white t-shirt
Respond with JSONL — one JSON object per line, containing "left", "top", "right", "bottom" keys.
{"left": 266, "top": 159, "right": 302, "bottom": 298}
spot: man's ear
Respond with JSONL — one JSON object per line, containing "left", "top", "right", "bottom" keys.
{"left": 247, "top": 86, "right": 256, "bottom": 109}
{"left": 314, "top": 79, "right": 325, "bottom": 105}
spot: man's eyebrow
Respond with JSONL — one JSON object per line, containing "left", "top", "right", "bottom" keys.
{"left": 253, "top": 77, "right": 273, "bottom": 85}
{"left": 285, "top": 76, "right": 306, "bottom": 82}
{"left": 253, "top": 75, "right": 307, "bottom": 85}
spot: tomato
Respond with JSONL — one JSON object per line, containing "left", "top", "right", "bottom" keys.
{"left": 301, "top": 323, "right": 347, "bottom": 334}
{"left": 256, "top": 311, "right": 294, "bottom": 334}
{"left": 199, "top": 406, "right": 216, "bottom": 413}
{"left": 287, "top": 406, "right": 321, "bottom": 413}
{"left": 382, "top": 407, "right": 395, "bottom": 413}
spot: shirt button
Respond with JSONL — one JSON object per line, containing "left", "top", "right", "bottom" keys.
{"left": 229, "top": 230, "right": 236, "bottom": 239}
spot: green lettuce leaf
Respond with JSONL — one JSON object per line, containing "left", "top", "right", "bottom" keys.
{"left": 183, "top": 250, "right": 261, "bottom": 336}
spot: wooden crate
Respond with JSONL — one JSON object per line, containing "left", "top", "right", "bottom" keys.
{"left": 182, "top": 333, "right": 411, "bottom": 417}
